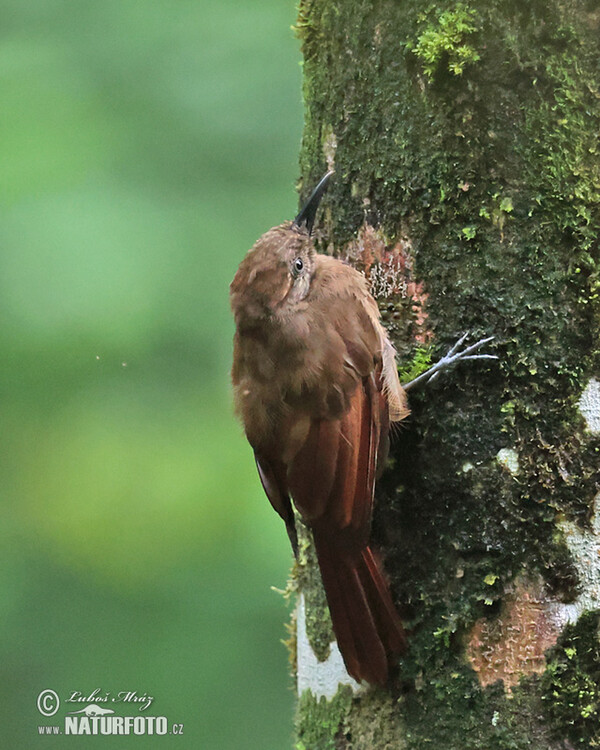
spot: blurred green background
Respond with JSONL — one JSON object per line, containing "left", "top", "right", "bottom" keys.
{"left": 1, "top": 1, "right": 303, "bottom": 746}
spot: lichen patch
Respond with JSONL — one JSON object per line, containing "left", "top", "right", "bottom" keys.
{"left": 296, "top": 593, "right": 360, "bottom": 699}
{"left": 338, "top": 223, "right": 432, "bottom": 346}
{"left": 496, "top": 447, "right": 520, "bottom": 475}
{"left": 466, "top": 575, "right": 565, "bottom": 690}
{"left": 579, "top": 378, "right": 600, "bottom": 435}
{"left": 558, "top": 491, "right": 600, "bottom": 622}
{"left": 322, "top": 123, "right": 337, "bottom": 172}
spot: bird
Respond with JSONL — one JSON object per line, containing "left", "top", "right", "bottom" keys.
{"left": 230, "top": 172, "right": 409, "bottom": 684}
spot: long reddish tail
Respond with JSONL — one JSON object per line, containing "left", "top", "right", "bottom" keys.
{"left": 314, "top": 541, "right": 406, "bottom": 685}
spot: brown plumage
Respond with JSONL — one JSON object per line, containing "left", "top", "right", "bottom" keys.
{"left": 230, "top": 174, "right": 409, "bottom": 684}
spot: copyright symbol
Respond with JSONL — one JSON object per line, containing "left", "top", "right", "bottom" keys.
{"left": 37, "top": 689, "right": 60, "bottom": 717}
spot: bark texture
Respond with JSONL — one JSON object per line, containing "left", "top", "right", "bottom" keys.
{"left": 292, "top": 1, "right": 600, "bottom": 748}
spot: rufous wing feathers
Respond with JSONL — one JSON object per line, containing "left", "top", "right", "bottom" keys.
{"left": 287, "top": 371, "right": 406, "bottom": 684}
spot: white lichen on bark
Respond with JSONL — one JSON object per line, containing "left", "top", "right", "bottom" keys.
{"left": 579, "top": 377, "right": 600, "bottom": 434}
{"left": 296, "top": 593, "right": 360, "bottom": 699}
{"left": 547, "top": 377, "right": 600, "bottom": 623}
{"left": 558, "top": 491, "right": 600, "bottom": 624}
{"left": 496, "top": 447, "right": 520, "bottom": 475}
{"left": 542, "top": 377, "right": 600, "bottom": 627}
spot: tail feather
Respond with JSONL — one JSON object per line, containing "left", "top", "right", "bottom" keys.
{"left": 315, "top": 542, "right": 405, "bottom": 685}
{"left": 359, "top": 547, "right": 407, "bottom": 656}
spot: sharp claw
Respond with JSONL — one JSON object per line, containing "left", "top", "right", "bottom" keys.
{"left": 455, "top": 335, "right": 495, "bottom": 359}
{"left": 401, "top": 332, "right": 498, "bottom": 391}
{"left": 446, "top": 331, "right": 469, "bottom": 358}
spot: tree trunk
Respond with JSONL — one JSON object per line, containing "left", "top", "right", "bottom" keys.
{"left": 292, "top": 1, "right": 600, "bottom": 748}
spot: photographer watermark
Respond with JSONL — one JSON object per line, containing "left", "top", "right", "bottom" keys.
{"left": 36, "top": 688, "right": 184, "bottom": 737}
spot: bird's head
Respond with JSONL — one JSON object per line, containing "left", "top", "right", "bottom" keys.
{"left": 230, "top": 172, "right": 333, "bottom": 326}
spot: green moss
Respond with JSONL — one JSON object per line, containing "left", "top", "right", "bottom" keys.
{"left": 295, "top": 687, "right": 353, "bottom": 750}
{"left": 541, "top": 611, "right": 600, "bottom": 747}
{"left": 410, "top": 3, "right": 481, "bottom": 78}
{"left": 296, "top": 687, "right": 406, "bottom": 750}
{"left": 396, "top": 656, "right": 556, "bottom": 749}
{"left": 341, "top": 690, "right": 407, "bottom": 750}
{"left": 398, "top": 345, "right": 433, "bottom": 384}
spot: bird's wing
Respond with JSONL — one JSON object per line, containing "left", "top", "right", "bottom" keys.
{"left": 254, "top": 453, "right": 298, "bottom": 557}
{"left": 287, "top": 368, "right": 387, "bottom": 554}
{"left": 285, "top": 365, "right": 408, "bottom": 686}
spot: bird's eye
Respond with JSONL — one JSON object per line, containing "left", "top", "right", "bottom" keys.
{"left": 292, "top": 257, "right": 304, "bottom": 276}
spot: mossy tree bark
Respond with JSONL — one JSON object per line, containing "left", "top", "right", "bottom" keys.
{"left": 292, "top": 2, "right": 600, "bottom": 748}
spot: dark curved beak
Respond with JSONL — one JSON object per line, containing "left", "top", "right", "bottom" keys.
{"left": 293, "top": 171, "right": 334, "bottom": 234}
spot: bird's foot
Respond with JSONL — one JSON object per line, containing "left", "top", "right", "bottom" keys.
{"left": 402, "top": 333, "right": 498, "bottom": 391}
